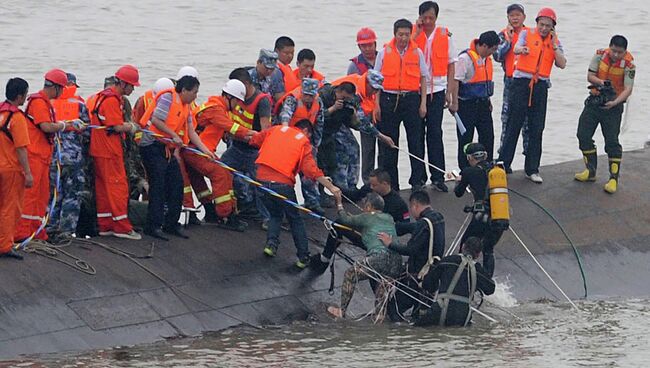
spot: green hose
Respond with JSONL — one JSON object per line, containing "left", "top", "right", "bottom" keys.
{"left": 509, "top": 188, "right": 589, "bottom": 298}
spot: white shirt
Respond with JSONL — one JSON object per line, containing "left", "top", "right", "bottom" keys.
{"left": 424, "top": 26, "right": 458, "bottom": 94}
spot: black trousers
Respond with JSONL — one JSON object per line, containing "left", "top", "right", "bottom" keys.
{"left": 377, "top": 92, "right": 425, "bottom": 190}
{"left": 498, "top": 78, "right": 549, "bottom": 175}
{"left": 424, "top": 91, "right": 446, "bottom": 182}
{"left": 457, "top": 98, "right": 494, "bottom": 170}
{"left": 140, "top": 142, "right": 183, "bottom": 231}
{"left": 577, "top": 103, "right": 624, "bottom": 158}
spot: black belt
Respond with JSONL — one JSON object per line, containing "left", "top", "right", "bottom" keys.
{"left": 386, "top": 91, "right": 419, "bottom": 97}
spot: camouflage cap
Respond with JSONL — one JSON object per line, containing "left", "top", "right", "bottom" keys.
{"left": 258, "top": 49, "right": 279, "bottom": 69}
{"left": 66, "top": 73, "right": 80, "bottom": 87}
{"left": 301, "top": 78, "right": 319, "bottom": 96}
{"left": 366, "top": 69, "right": 384, "bottom": 90}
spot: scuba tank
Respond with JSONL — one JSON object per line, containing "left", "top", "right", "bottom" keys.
{"left": 487, "top": 162, "right": 510, "bottom": 230}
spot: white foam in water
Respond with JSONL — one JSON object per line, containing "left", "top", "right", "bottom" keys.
{"left": 484, "top": 275, "right": 518, "bottom": 308}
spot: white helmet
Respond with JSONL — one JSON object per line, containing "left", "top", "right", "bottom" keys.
{"left": 222, "top": 79, "right": 246, "bottom": 101}
{"left": 152, "top": 77, "right": 174, "bottom": 94}
{"left": 176, "top": 66, "right": 199, "bottom": 80}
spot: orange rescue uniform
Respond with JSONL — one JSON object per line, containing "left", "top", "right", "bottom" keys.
{"left": 1, "top": 102, "right": 30, "bottom": 252}
{"left": 14, "top": 91, "right": 56, "bottom": 241}
{"left": 182, "top": 96, "right": 251, "bottom": 218}
{"left": 87, "top": 86, "right": 134, "bottom": 234}
{"left": 284, "top": 69, "right": 326, "bottom": 92}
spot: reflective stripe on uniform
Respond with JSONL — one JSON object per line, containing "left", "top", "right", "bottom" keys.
{"left": 197, "top": 190, "right": 212, "bottom": 199}
{"left": 230, "top": 113, "right": 253, "bottom": 129}
{"left": 490, "top": 188, "right": 509, "bottom": 194}
{"left": 21, "top": 214, "right": 44, "bottom": 221}
{"left": 97, "top": 212, "right": 112, "bottom": 218}
{"left": 229, "top": 123, "right": 241, "bottom": 135}
{"left": 215, "top": 192, "right": 234, "bottom": 204}
{"left": 113, "top": 214, "right": 128, "bottom": 221}
{"left": 183, "top": 186, "right": 193, "bottom": 194}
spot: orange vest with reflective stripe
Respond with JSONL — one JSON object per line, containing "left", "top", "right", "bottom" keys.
{"left": 140, "top": 88, "right": 191, "bottom": 144}
{"left": 51, "top": 86, "right": 82, "bottom": 122}
{"left": 595, "top": 48, "right": 634, "bottom": 96}
{"left": 193, "top": 95, "right": 242, "bottom": 152}
{"left": 230, "top": 92, "right": 271, "bottom": 131}
{"left": 285, "top": 69, "right": 326, "bottom": 93}
{"left": 428, "top": 27, "right": 450, "bottom": 77}
{"left": 275, "top": 87, "right": 321, "bottom": 126}
{"left": 381, "top": 38, "right": 422, "bottom": 92}
{"left": 256, "top": 125, "right": 309, "bottom": 179}
{"left": 500, "top": 26, "right": 528, "bottom": 78}
{"left": 514, "top": 28, "right": 556, "bottom": 78}
{"left": 331, "top": 73, "right": 376, "bottom": 115}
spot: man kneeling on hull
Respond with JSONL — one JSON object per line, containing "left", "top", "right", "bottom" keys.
{"left": 413, "top": 236, "right": 495, "bottom": 327}
{"left": 327, "top": 192, "right": 403, "bottom": 320}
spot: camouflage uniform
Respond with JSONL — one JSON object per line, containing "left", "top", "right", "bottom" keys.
{"left": 47, "top": 104, "right": 90, "bottom": 239}
{"left": 334, "top": 126, "right": 361, "bottom": 190}
{"left": 119, "top": 98, "right": 147, "bottom": 200}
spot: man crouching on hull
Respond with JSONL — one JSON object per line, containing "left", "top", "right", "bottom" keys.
{"left": 413, "top": 237, "right": 495, "bottom": 327}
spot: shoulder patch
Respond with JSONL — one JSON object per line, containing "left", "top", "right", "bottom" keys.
{"left": 627, "top": 69, "right": 635, "bottom": 80}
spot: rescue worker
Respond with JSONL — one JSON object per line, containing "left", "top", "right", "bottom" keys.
{"left": 575, "top": 35, "right": 635, "bottom": 194}
{"left": 87, "top": 66, "right": 141, "bottom": 240}
{"left": 221, "top": 68, "right": 271, "bottom": 227}
{"left": 374, "top": 18, "right": 429, "bottom": 191}
{"left": 15, "top": 69, "right": 69, "bottom": 242}
{"left": 0, "top": 77, "right": 32, "bottom": 260}
{"left": 274, "top": 36, "right": 296, "bottom": 91}
{"left": 494, "top": 4, "right": 529, "bottom": 162}
{"left": 347, "top": 27, "right": 379, "bottom": 184}
{"left": 327, "top": 193, "right": 404, "bottom": 320}
{"left": 324, "top": 72, "right": 394, "bottom": 191}
{"left": 183, "top": 79, "right": 254, "bottom": 231}
{"left": 498, "top": 7, "right": 567, "bottom": 183}
{"left": 414, "top": 237, "right": 495, "bottom": 327}
{"left": 46, "top": 73, "right": 90, "bottom": 243}
{"left": 378, "top": 190, "right": 445, "bottom": 321}
{"left": 416, "top": 1, "right": 458, "bottom": 192}
{"left": 249, "top": 49, "right": 285, "bottom": 104}
{"left": 276, "top": 78, "right": 325, "bottom": 214}
{"left": 139, "top": 74, "right": 215, "bottom": 240}
{"left": 284, "top": 49, "right": 326, "bottom": 92}
{"left": 454, "top": 31, "right": 500, "bottom": 170}
{"left": 310, "top": 169, "right": 410, "bottom": 274}
{"left": 249, "top": 119, "right": 342, "bottom": 269}
{"left": 454, "top": 143, "right": 505, "bottom": 278}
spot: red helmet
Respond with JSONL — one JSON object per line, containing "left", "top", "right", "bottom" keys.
{"left": 114, "top": 64, "right": 141, "bottom": 86}
{"left": 536, "top": 7, "right": 557, "bottom": 25}
{"left": 356, "top": 27, "right": 377, "bottom": 45}
{"left": 44, "top": 68, "right": 68, "bottom": 87}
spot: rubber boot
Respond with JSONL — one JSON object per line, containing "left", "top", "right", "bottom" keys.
{"left": 604, "top": 158, "right": 621, "bottom": 194}
{"left": 574, "top": 150, "right": 597, "bottom": 182}
{"left": 203, "top": 204, "right": 220, "bottom": 223}
{"left": 483, "top": 252, "right": 495, "bottom": 279}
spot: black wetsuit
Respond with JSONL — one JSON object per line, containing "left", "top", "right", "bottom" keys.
{"left": 454, "top": 160, "right": 504, "bottom": 278}
{"left": 412, "top": 254, "right": 495, "bottom": 326}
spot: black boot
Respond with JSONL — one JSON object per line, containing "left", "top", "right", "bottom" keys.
{"left": 574, "top": 149, "right": 597, "bottom": 182}
{"left": 203, "top": 204, "right": 220, "bottom": 223}
{"left": 188, "top": 211, "right": 204, "bottom": 226}
{"left": 483, "top": 252, "right": 495, "bottom": 279}
{"left": 604, "top": 158, "right": 621, "bottom": 194}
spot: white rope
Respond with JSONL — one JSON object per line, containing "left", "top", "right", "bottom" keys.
{"left": 510, "top": 226, "right": 580, "bottom": 312}
{"left": 390, "top": 144, "right": 447, "bottom": 175}
{"left": 445, "top": 213, "right": 472, "bottom": 257}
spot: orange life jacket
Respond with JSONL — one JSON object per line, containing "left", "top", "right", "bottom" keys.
{"left": 500, "top": 26, "right": 528, "bottom": 78}
{"left": 514, "top": 28, "right": 556, "bottom": 79}
{"left": 285, "top": 69, "right": 326, "bottom": 93}
{"left": 87, "top": 87, "right": 122, "bottom": 126}
{"left": 381, "top": 38, "right": 422, "bottom": 92}
{"left": 140, "top": 88, "right": 192, "bottom": 144}
{"left": 51, "top": 90, "right": 82, "bottom": 123}
{"left": 230, "top": 92, "right": 271, "bottom": 131}
{"left": 274, "top": 87, "right": 321, "bottom": 126}
{"left": 458, "top": 40, "right": 494, "bottom": 100}
{"left": 0, "top": 101, "right": 23, "bottom": 142}
{"left": 25, "top": 91, "right": 57, "bottom": 145}
{"left": 412, "top": 24, "right": 428, "bottom": 52}
{"left": 428, "top": 27, "right": 450, "bottom": 77}
{"left": 278, "top": 62, "right": 298, "bottom": 93}
{"left": 595, "top": 48, "right": 634, "bottom": 97}
{"left": 331, "top": 73, "right": 376, "bottom": 115}
{"left": 256, "top": 125, "right": 309, "bottom": 179}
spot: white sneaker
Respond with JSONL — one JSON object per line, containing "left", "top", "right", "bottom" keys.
{"left": 98, "top": 231, "right": 114, "bottom": 237}
{"left": 113, "top": 230, "right": 142, "bottom": 240}
{"left": 526, "top": 173, "right": 543, "bottom": 184}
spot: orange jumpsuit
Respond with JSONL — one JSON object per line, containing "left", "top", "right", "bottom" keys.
{"left": 14, "top": 91, "right": 56, "bottom": 241}
{"left": 1, "top": 103, "right": 30, "bottom": 252}
{"left": 183, "top": 96, "right": 251, "bottom": 218}
{"left": 88, "top": 87, "right": 134, "bottom": 234}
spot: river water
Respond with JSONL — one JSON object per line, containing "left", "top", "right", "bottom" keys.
{"left": 1, "top": 0, "right": 649, "bottom": 366}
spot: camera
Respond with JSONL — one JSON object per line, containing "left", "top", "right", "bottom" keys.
{"left": 585, "top": 80, "right": 616, "bottom": 107}
{"left": 342, "top": 99, "right": 356, "bottom": 111}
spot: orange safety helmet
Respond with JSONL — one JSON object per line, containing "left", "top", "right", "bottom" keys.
{"left": 44, "top": 68, "right": 68, "bottom": 87}
{"left": 356, "top": 27, "right": 377, "bottom": 45}
{"left": 114, "top": 64, "right": 141, "bottom": 86}
{"left": 536, "top": 7, "right": 557, "bottom": 25}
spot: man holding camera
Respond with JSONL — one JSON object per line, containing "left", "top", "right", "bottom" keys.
{"left": 575, "top": 35, "right": 635, "bottom": 194}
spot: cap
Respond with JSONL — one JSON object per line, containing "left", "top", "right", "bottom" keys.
{"left": 506, "top": 3, "right": 525, "bottom": 14}
{"left": 366, "top": 69, "right": 384, "bottom": 90}
{"left": 258, "top": 49, "right": 279, "bottom": 69}
{"left": 66, "top": 73, "right": 80, "bottom": 87}
{"left": 301, "top": 78, "right": 319, "bottom": 96}
{"left": 463, "top": 142, "right": 487, "bottom": 157}
{"left": 104, "top": 76, "right": 116, "bottom": 88}
{"left": 356, "top": 27, "right": 377, "bottom": 45}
